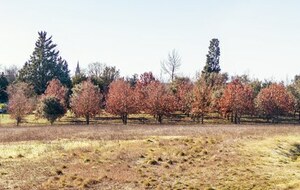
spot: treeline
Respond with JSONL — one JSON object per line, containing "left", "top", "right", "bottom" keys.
{"left": 2, "top": 31, "right": 300, "bottom": 125}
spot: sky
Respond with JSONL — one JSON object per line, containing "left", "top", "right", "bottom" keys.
{"left": 0, "top": 0, "right": 300, "bottom": 82}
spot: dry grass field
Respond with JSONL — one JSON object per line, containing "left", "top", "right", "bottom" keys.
{"left": 0, "top": 124, "right": 299, "bottom": 190}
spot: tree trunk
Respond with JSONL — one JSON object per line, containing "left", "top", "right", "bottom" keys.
{"left": 157, "top": 115, "right": 162, "bottom": 124}
{"left": 272, "top": 115, "right": 278, "bottom": 123}
{"left": 192, "top": 115, "right": 196, "bottom": 122}
{"left": 231, "top": 113, "right": 234, "bottom": 123}
{"left": 16, "top": 118, "right": 20, "bottom": 126}
{"left": 299, "top": 112, "right": 300, "bottom": 123}
{"left": 201, "top": 114, "right": 204, "bottom": 124}
{"left": 86, "top": 115, "right": 90, "bottom": 125}
{"left": 122, "top": 114, "right": 128, "bottom": 125}
{"left": 234, "top": 112, "right": 238, "bottom": 124}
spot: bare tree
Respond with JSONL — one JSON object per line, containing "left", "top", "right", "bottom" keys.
{"left": 161, "top": 49, "right": 181, "bottom": 82}
{"left": 4, "top": 65, "right": 18, "bottom": 84}
{"left": 88, "top": 62, "right": 105, "bottom": 78}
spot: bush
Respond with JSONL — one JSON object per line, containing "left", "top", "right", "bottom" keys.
{"left": 0, "top": 103, "right": 8, "bottom": 113}
{"left": 37, "top": 96, "right": 66, "bottom": 124}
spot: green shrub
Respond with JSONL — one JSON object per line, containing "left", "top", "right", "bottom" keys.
{"left": 37, "top": 96, "right": 66, "bottom": 124}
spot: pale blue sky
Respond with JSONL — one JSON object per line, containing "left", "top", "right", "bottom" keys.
{"left": 0, "top": 0, "right": 300, "bottom": 81}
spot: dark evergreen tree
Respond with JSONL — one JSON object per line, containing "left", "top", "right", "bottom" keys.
{"left": 18, "top": 31, "right": 71, "bottom": 95}
{"left": 126, "top": 74, "right": 138, "bottom": 87}
{"left": 36, "top": 96, "right": 66, "bottom": 125}
{"left": 202, "top": 38, "right": 221, "bottom": 74}
{"left": 0, "top": 72, "right": 9, "bottom": 103}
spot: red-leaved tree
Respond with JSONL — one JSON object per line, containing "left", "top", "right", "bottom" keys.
{"left": 7, "top": 82, "right": 35, "bottom": 126}
{"left": 173, "top": 78, "right": 194, "bottom": 115}
{"left": 106, "top": 79, "right": 139, "bottom": 124}
{"left": 219, "top": 79, "right": 254, "bottom": 124}
{"left": 145, "top": 81, "right": 176, "bottom": 123}
{"left": 44, "top": 78, "right": 68, "bottom": 108}
{"left": 35, "top": 79, "right": 68, "bottom": 124}
{"left": 191, "top": 79, "right": 212, "bottom": 124}
{"left": 135, "top": 72, "right": 157, "bottom": 111}
{"left": 255, "top": 83, "right": 295, "bottom": 122}
{"left": 70, "top": 80, "right": 102, "bottom": 125}
{"left": 139, "top": 72, "right": 156, "bottom": 86}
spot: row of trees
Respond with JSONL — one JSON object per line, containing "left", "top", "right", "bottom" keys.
{"left": 2, "top": 32, "right": 300, "bottom": 125}
{"left": 6, "top": 71, "right": 298, "bottom": 125}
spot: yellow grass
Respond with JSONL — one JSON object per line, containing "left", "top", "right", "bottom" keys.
{"left": 0, "top": 125, "right": 299, "bottom": 189}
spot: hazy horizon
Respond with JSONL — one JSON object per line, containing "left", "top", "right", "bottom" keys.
{"left": 1, "top": 0, "right": 300, "bottom": 82}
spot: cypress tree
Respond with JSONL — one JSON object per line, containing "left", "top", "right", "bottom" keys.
{"left": 202, "top": 38, "right": 221, "bottom": 74}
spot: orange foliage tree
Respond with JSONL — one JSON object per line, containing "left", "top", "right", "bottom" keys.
{"left": 173, "top": 77, "right": 194, "bottom": 115}
{"left": 138, "top": 72, "right": 156, "bottom": 86}
{"left": 219, "top": 79, "right": 254, "bottom": 124}
{"left": 206, "top": 73, "right": 228, "bottom": 113}
{"left": 106, "top": 79, "right": 139, "bottom": 124}
{"left": 145, "top": 81, "right": 176, "bottom": 123}
{"left": 135, "top": 72, "right": 157, "bottom": 111}
{"left": 255, "top": 83, "right": 295, "bottom": 122}
{"left": 7, "top": 82, "right": 35, "bottom": 126}
{"left": 35, "top": 79, "right": 68, "bottom": 124}
{"left": 70, "top": 80, "right": 102, "bottom": 125}
{"left": 191, "top": 79, "right": 212, "bottom": 124}
{"left": 44, "top": 78, "right": 69, "bottom": 108}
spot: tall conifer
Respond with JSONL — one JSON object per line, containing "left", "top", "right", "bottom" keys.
{"left": 18, "top": 31, "right": 71, "bottom": 94}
